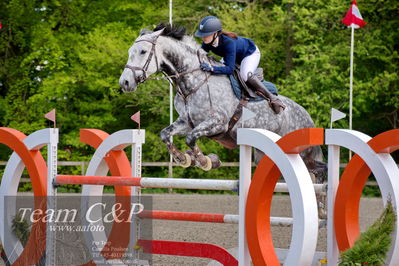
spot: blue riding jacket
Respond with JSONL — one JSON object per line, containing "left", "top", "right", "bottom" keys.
{"left": 201, "top": 34, "right": 256, "bottom": 75}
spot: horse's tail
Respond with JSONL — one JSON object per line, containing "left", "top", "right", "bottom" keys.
{"left": 301, "top": 145, "right": 327, "bottom": 183}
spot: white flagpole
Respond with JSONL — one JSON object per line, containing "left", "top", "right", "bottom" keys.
{"left": 349, "top": 25, "right": 354, "bottom": 132}
{"left": 349, "top": 25, "right": 354, "bottom": 159}
{"left": 168, "top": 0, "right": 174, "bottom": 183}
{"left": 169, "top": 4, "right": 173, "bottom": 128}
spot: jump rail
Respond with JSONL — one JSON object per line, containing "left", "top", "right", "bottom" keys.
{"left": 139, "top": 210, "right": 327, "bottom": 228}
{"left": 56, "top": 175, "right": 326, "bottom": 193}
{"left": 1, "top": 127, "right": 398, "bottom": 266}
{"left": 56, "top": 175, "right": 238, "bottom": 191}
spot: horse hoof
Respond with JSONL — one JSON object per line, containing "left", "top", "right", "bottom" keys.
{"left": 318, "top": 207, "right": 327, "bottom": 220}
{"left": 309, "top": 172, "right": 316, "bottom": 183}
{"left": 179, "top": 153, "right": 192, "bottom": 168}
{"left": 185, "top": 150, "right": 196, "bottom": 167}
{"left": 200, "top": 156, "right": 213, "bottom": 171}
{"left": 208, "top": 153, "right": 221, "bottom": 169}
{"left": 317, "top": 195, "right": 327, "bottom": 219}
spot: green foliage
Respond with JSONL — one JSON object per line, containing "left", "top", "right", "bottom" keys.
{"left": 217, "top": 3, "right": 288, "bottom": 81}
{"left": 339, "top": 200, "right": 396, "bottom": 265}
{"left": 362, "top": 184, "right": 381, "bottom": 198}
{"left": 12, "top": 213, "right": 30, "bottom": 245}
{"left": 0, "top": 0, "right": 398, "bottom": 188}
{"left": 280, "top": 0, "right": 398, "bottom": 133}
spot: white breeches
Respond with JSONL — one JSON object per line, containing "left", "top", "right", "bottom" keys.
{"left": 239, "top": 46, "right": 260, "bottom": 82}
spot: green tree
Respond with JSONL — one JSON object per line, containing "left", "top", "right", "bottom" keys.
{"left": 339, "top": 200, "right": 396, "bottom": 265}
{"left": 0, "top": 0, "right": 398, "bottom": 186}
{"left": 279, "top": 0, "right": 398, "bottom": 134}
{"left": 216, "top": 2, "right": 288, "bottom": 81}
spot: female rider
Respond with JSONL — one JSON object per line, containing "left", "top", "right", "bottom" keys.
{"left": 195, "top": 16, "right": 285, "bottom": 114}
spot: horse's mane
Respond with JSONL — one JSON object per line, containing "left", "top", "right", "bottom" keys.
{"left": 140, "top": 22, "right": 218, "bottom": 64}
{"left": 151, "top": 22, "right": 200, "bottom": 54}
{"left": 153, "top": 22, "right": 186, "bottom": 41}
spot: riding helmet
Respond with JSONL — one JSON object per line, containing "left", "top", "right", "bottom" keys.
{"left": 195, "top": 16, "right": 222, "bottom": 37}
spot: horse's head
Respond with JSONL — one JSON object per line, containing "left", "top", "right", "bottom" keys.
{"left": 119, "top": 28, "right": 164, "bottom": 92}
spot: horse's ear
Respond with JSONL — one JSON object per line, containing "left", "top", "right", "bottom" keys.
{"left": 153, "top": 22, "right": 166, "bottom": 31}
{"left": 139, "top": 29, "right": 153, "bottom": 36}
{"left": 153, "top": 28, "right": 165, "bottom": 37}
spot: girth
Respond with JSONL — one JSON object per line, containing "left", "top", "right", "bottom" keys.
{"left": 228, "top": 99, "right": 248, "bottom": 132}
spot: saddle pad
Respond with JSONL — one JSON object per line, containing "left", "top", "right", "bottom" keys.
{"left": 228, "top": 74, "right": 278, "bottom": 102}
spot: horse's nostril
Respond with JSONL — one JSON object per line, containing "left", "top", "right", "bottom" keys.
{"left": 124, "top": 80, "right": 129, "bottom": 88}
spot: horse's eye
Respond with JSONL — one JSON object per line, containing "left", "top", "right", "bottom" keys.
{"left": 140, "top": 50, "right": 147, "bottom": 55}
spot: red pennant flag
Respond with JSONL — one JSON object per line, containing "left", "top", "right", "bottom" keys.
{"left": 44, "top": 109, "right": 56, "bottom": 123}
{"left": 131, "top": 111, "right": 140, "bottom": 125}
{"left": 342, "top": 0, "right": 366, "bottom": 28}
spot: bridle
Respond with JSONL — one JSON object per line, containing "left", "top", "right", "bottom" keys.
{"left": 124, "top": 32, "right": 205, "bottom": 87}
{"left": 124, "top": 36, "right": 160, "bottom": 84}
{"left": 123, "top": 32, "right": 214, "bottom": 115}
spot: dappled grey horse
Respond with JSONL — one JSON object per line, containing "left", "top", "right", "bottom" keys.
{"left": 119, "top": 23, "right": 326, "bottom": 180}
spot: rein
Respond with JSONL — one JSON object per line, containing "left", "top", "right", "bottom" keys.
{"left": 124, "top": 32, "right": 215, "bottom": 125}
{"left": 124, "top": 34, "right": 212, "bottom": 100}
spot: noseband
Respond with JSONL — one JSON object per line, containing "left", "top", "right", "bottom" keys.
{"left": 124, "top": 36, "right": 160, "bottom": 84}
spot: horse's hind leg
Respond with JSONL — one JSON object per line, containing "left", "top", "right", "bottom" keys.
{"left": 302, "top": 146, "right": 328, "bottom": 219}
{"left": 254, "top": 148, "right": 264, "bottom": 164}
{"left": 256, "top": 146, "right": 328, "bottom": 219}
{"left": 160, "top": 117, "right": 193, "bottom": 167}
{"left": 186, "top": 119, "right": 226, "bottom": 171}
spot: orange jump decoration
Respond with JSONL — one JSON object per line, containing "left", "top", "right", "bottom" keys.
{"left": 0, "top": 128, "right": 48, "bottom": 265}
{"left": 329, "top": 129, "right": 399, "bottom": 265}
{"left": 238, "top": 128, "right": 324, "bottom": 265}
{"left": 79, "top": 129, "right": 133, "bottom": 264}
{"left": 78, "top": 129, "right": 145, "bottom": 265}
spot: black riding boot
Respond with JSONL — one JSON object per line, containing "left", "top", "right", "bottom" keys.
{"left": 246, "top": 74, "right": 286, "bottom": 114}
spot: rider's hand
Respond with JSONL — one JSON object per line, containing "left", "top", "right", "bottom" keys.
{"left": 200, "top": 62, "right": 214, "bottom": 72}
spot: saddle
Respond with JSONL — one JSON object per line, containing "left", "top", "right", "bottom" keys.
{"left": 232, "top": 66, "right": 278, "bottom": 100}
{"left": 234, "top": 67, "right": 264, "bottom": 98}
{"left": 222, "top": 67, "right": 280, "bottom": 142}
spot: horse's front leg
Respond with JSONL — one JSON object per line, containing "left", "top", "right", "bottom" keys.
{"left": 185, "top": 118, "right": 226, "bottom": 171}
{"left": 160, "top": 117, "right": 193, "bottom": 168}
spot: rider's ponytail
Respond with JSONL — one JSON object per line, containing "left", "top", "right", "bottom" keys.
{"left": 221, "top": 31, "right": 238, "bottom": 39}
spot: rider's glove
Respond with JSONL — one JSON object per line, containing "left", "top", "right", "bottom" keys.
{"left": 200, "top": 62, "right": 214, "bottom": 72}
